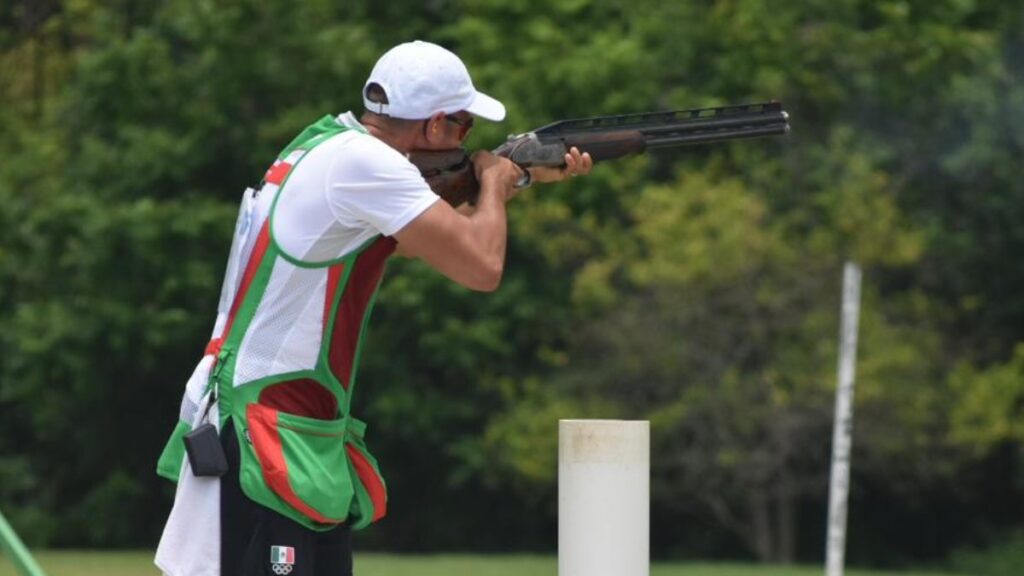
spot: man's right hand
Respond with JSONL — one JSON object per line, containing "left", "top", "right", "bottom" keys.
{"left": 472, "top": 150, "right": 522, "bottom": 200}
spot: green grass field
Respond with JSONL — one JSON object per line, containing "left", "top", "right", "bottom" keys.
{"left": 0, "top": 551, "right": 963, "bottom": 576}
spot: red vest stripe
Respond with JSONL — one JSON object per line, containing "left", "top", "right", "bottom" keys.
{"left": 264, "top": 161, "right": 293, "bottom": 185}
{"left": 224, "top": 220, "right": 272, "bottom": 340}
{"left": 323, "top": 263, "right": 346, "bottom": 334}
{"left": 346, "top": 444, "right": 388, "bottom": 521}
{"left": 328, "top": 237, "right": 396, "bottom": 389}
{"left": 206, "top": 219, "right": 272, "bottom": 359}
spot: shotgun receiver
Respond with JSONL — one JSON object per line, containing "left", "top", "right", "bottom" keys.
{"left": 410, "top": 101, "right": 790, "bottom": 206}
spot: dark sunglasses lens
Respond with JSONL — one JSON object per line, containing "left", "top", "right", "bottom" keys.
{"left": 445, "top": 115, "right": 472, "bottom": 140}
{"left": 447, "top": 115, "right": 473, "bottom": 128}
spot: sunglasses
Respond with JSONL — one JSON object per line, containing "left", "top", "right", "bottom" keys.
{"left": 445, "top": 114, "right": 474, "bottom": 139}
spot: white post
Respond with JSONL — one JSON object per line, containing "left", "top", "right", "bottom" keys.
{"left": 559, "top": 420, "right": 649, "bottom": 576}
{"left": 825, "top": 262, "right": 863, "bottom": 576}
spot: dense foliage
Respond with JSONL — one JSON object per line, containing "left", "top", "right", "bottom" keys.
{"left": 1, "top": 0, "right": 1021, "bottom": 567}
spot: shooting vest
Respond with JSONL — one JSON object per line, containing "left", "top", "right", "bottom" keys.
{"left": 157, "top": 115, "right": 394, "bottom": 531}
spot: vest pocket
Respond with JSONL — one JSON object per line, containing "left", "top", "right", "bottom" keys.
{"left": 343, "top": 418, "right": 388, "bottom": 529}
{"left": 241, "top": 403, "right": 354, "bottom": 526}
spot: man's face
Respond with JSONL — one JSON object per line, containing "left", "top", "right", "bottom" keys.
{"left": 415, "top": 111, "right": 474, "bottom": 151}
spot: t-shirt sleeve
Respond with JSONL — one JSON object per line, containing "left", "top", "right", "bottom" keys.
{"left": 326, "top": 137, "right": 440, "bottom": 237}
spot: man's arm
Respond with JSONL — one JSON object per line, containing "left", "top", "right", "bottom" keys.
{"left": 393, "top": 147, "right": 593, "bottom": 289}
{"left": 392, "top": 202, "right": 474, "bottom": 257}
{"left": 392, "top": 151, "right": 520, "bottom": 292}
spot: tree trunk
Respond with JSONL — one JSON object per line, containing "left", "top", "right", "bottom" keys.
{"left": 775, "top": 413, "right": 797, "bottom": 564}
{"left": 776, "top": 468, "right": 797, "bottom": 563}
{"left": 750, "top": 490, "right": 774, "bottom": 562}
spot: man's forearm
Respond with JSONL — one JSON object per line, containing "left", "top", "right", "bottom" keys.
{"left": 463, "top": 175, "right": 509, "bottom": 288}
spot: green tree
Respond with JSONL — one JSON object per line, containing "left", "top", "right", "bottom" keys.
{"left": 1, "top": 0, "right": 1022, "bottom": 562}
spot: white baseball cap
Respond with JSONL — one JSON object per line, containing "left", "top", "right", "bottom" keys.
{"left": 363, "top": 40, "right": 506, "bottom": 122}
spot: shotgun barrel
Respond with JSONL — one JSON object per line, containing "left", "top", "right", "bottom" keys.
{"left": 496, "top": 101, "right": 790, "bottom": 166}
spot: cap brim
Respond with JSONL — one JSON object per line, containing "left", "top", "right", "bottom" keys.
{"left": 465, "top": 90, "right": 506, "bottom": 122}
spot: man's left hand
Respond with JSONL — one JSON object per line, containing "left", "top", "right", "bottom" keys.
{"left": 528, "top": 146, "right": 594, "bottom": 184}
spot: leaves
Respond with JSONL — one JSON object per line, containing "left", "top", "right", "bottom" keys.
{"left": 0, "top": 0, "right": 1022, "bottom": 560}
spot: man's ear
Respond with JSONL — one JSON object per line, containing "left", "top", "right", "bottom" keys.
{"left": 424, "top": 112, "right": 446, "bottom": 145}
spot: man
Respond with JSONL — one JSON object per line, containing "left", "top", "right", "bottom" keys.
{"left": 154, "top": 40, "right": 592, "bottom": 576}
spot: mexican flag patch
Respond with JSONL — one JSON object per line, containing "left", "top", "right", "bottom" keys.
{"left": 271, "top": 545, "right": 295, "bottom": 565}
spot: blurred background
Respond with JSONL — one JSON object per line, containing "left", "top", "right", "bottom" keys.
{"left": 1, "top": 0, "right": 1022, "bottom": 574}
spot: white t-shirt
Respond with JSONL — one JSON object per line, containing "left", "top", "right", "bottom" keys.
{"left": 272, "top": 112, "right": 439, "bottom": 263}
{"left": 155, "top": 112, "right": 438, "bottom": 576}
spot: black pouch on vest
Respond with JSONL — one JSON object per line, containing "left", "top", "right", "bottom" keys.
{"left": 184, "top": 423, "right": 229, "bottom": 477}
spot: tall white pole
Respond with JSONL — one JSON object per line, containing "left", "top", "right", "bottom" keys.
{"left": 559, "top": 420, "right": 649, "bottom": 576}
{"left": 825, "top": 262, "right": 863, "bottom": 576}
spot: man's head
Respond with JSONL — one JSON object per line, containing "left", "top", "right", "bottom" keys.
{"left": 361, "top": 41, "right": 505, "bottom": 152}
{"left": 363, "top": 40, "right": 505, "bottom": 122}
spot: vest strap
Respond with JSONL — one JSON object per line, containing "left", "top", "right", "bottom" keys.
{"left": 205, "top": 337, "right": 224, "bottom": 358}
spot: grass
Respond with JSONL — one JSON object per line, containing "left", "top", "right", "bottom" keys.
{"left": 0, "top": 551, "right": 962, "bottom": 576}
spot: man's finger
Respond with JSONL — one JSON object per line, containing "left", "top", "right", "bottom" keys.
{"left": 573, "top": 148, "right": 589, "bottom": 175}
{"left": 580, "top": 152, "right": 594, "bottom": 174}
{"left": 562, "top": 152, "right": 576, "bottom": 177}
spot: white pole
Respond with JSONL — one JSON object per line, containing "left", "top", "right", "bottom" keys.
{"left": 559, "top": 420, "right": 649, "bottom": 576}
{"left": 825, "top": 262, "right": 863, "bottom": 576}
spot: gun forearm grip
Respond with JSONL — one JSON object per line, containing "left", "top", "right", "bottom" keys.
{"left": 495, "top": 130, "right": 647, "bottom": 168}
{"left": 564, "top": 131, "right": 646, "bottom": 162}
{"left": 494, "top": 134, "right": 568, "bottom": 167}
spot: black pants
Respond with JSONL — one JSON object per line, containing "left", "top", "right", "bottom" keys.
{"left": 220, "top": 420, "right": 354, "bottom": 576}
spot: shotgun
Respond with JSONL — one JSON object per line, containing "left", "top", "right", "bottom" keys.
{"left": 409, "top": 101, "right": 790, "bottom": 206}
